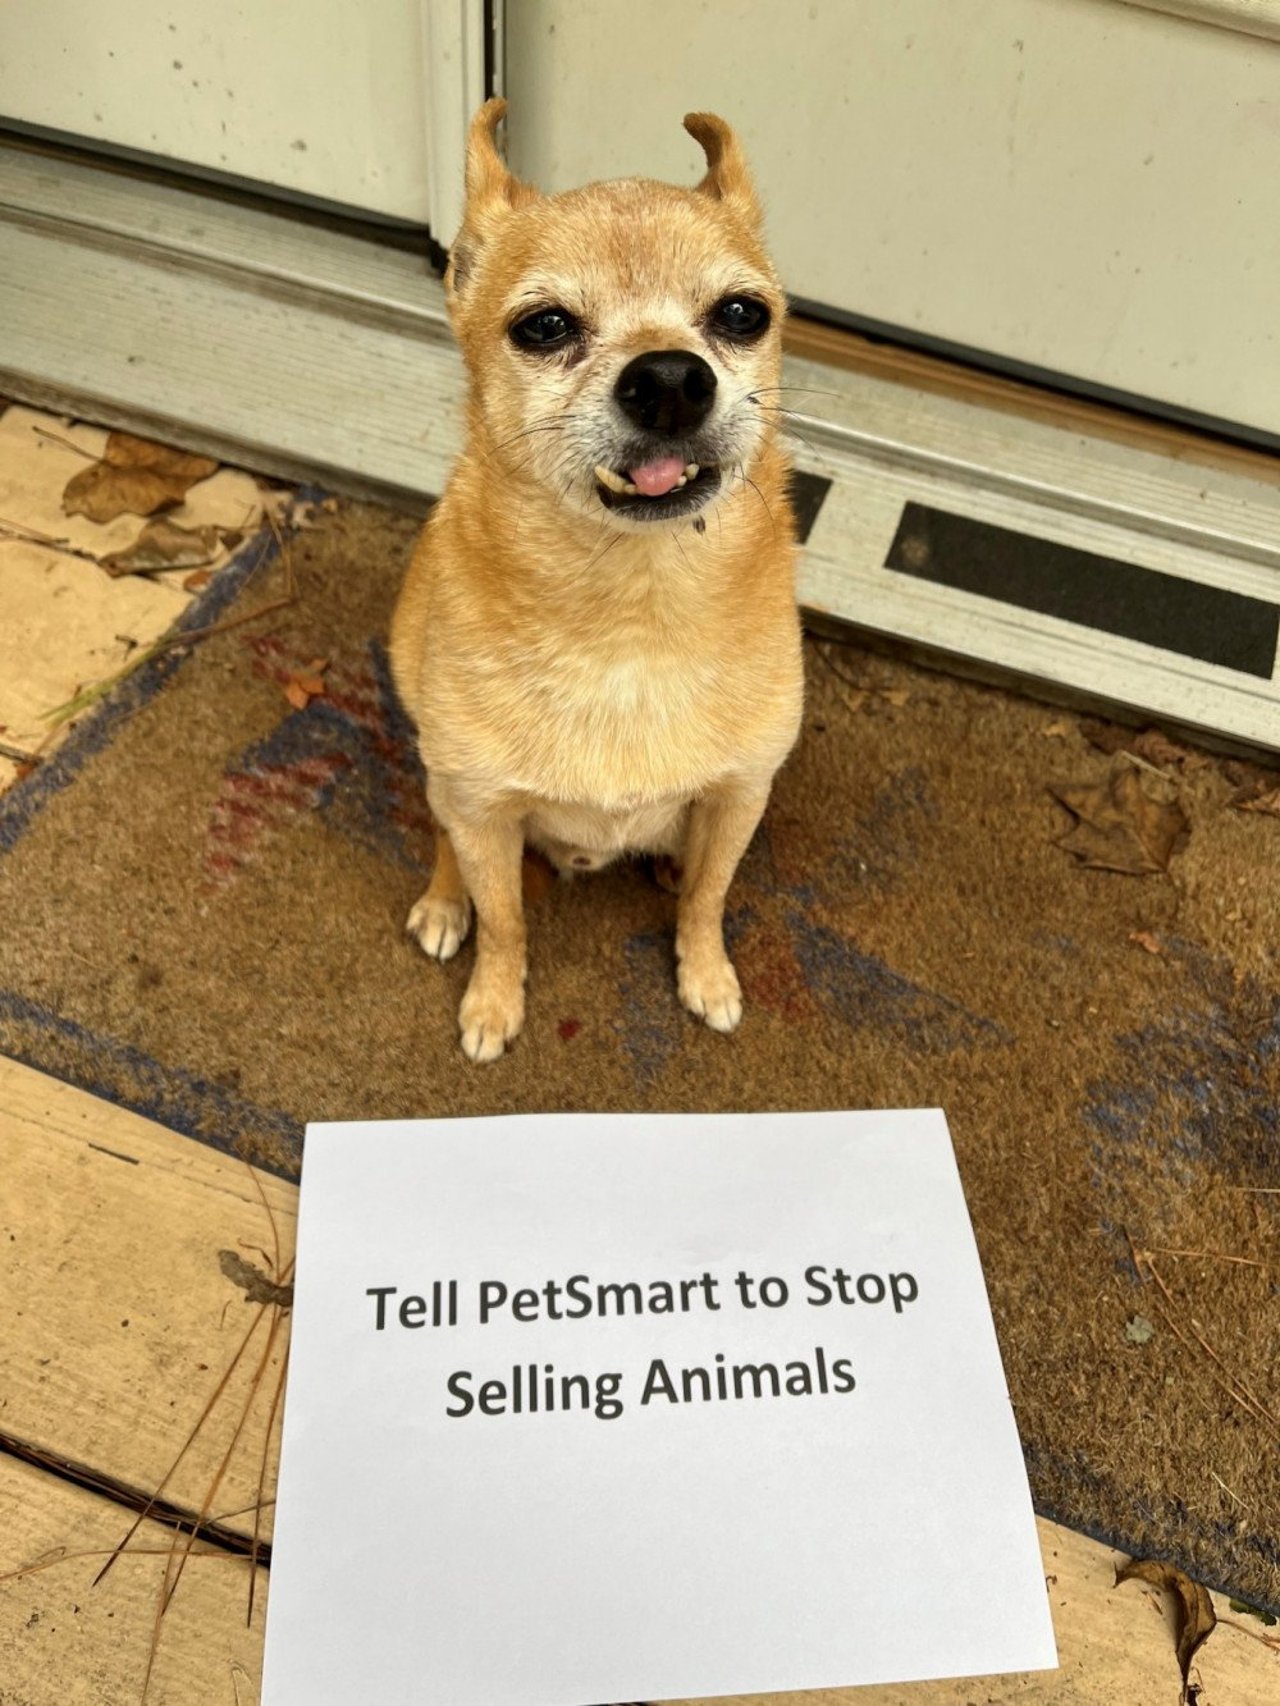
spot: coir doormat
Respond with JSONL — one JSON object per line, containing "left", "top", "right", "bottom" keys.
{"left": 1, "top": 500, "right": 1277, "bottom": 1613}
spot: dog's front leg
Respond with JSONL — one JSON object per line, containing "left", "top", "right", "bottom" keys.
{"left": 433, "top": 792, "right": 527, "bottom": 1063}
{"left": 676, "top": 778, "right": 771, "bottom": 1033}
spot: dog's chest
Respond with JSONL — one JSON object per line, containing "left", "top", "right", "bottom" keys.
{"left": 498, "top": 632, "right": 745, "bottom": 799}
{"left": 545, "top": 638, "right": 716, "bottom": 722}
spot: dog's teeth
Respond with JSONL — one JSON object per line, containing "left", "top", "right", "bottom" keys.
{"left": 623, "top": 481, "right": 638, "bottom": 495}
{"left": 675, "top": 475, "right": 688, "bottom": 488}
{"left": 684, "top": 463, "right": 700, "bottom": 479}
{"left": 594, "top": 464, "right": 630, "bottom": 494}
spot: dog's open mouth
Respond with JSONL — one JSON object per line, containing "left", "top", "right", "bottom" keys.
{"left": 594, "top": 457, "right": 721, "bottom": 518}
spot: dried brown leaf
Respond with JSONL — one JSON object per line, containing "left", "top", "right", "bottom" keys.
{"left": 837, "top": 688, "right": 870, "bottom": 714}
{"left": 1080, "top": 717, "right": 1140, "bottom": 756}
{"left": 1232, "top": 785, "right": 1280, "bottom": 818}
{"left": 1051, "top": 759, "right": 1189, "bottom": 875}
{"left": 63, "top": 432, "right": 218, "bottom": 523}
{"left": 1136, "top": 729, "right": 1209, "bottom": 771}
{"left": 101, "top": 432, "right": 216, "bottom": 480}
{"left": 1223, "top": 756, "right": 1276, "bottom": 790}
{"left": 1080, "top": 719, "right": 1207, "bottom": 771}
{"left": 101, "top": 519, "right": 220, "bottom": 577}
{"left": 183, "top": 568, "right": 214, "bottom": 592}
{"left": 281, "top": 658, "right": 328, "bottom": 711}
{"left": 1115, "top": 1557, "right": 1216, "bottom": 1693}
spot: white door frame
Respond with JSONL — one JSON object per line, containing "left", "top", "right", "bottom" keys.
{"left": 422, "top": 0, "right": 499, "bottom": 252}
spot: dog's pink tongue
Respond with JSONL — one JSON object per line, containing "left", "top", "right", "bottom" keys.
{"left": 628, "top": 456, "right": 685, "bottom": 497}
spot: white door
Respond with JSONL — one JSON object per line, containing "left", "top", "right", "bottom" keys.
{"left": 0, "top": 0, "right": 490, "bottom": 239}
{"left": 6, "top": 1, "right": 1277, "bottom": 442}
{"left": 504, "top": 0, "right": 1280, "bottom": 446}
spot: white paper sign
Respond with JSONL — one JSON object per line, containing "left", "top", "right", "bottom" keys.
{"left": 263, "top": 1111, "right": 1056, "bottom": 1704}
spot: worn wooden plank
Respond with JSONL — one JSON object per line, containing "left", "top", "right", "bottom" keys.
{"left": 0, "top": 401, "right": 272, "bottom": 783}
{"left": 0, "top": 1057, "right": 295, "bottom": 1546}
{"left": 3, "top": 1059, "right": 1279, "bottom": 1703}
{"left": 0, "top": 1453, "right": 266, "bottom": 1706}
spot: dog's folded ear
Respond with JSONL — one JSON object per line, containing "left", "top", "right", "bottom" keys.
{"left": 449, "top": 98, "right": 537, "bottom": 301}
{"left": 684, "top": 112, "right": 763, "bottom": 233}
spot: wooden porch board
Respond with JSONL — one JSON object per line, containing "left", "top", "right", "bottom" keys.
{"left": 1, "top": 1058, "right": 294, "bottom": 1547}
{"left": 2, "top": 1056, "right": 1278, "bottom": 1703}
{"left": 1, "top": 1452, "right": 267, "bottom": 1706}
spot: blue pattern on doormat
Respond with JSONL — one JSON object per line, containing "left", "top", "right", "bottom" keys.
{"left": 786, "top": 907, "right": 1008, "bottom": 1049}
{"left": 1085, "top": 954, "right": 1280, "bottom": 1186}
{"left": 0, "top": 987, "right": 303, "bottom": 1175}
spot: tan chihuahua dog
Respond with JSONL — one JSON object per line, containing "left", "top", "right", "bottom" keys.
{"left": 390, "top": 99, "right": 803, "bottom": 1062}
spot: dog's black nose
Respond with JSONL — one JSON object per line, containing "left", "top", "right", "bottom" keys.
{"left": 615, "top": 350, "right": 717, "bottom": 436}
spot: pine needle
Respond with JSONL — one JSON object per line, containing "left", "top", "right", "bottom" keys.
{"left": 248, "top": 1340, "right": 290, "bottom": 1627}
{"left": 1126, "top": 1229, "right": 1278, "bottom": 1436}
{"left": 94, "top": 1303, "right": 270, "bottom": 1588}
{"left": 0, "top": 1543, "right": 231, "bottom": 1585}
{"left": 1143, "top": 1246, "right": 1266, "bottom": 1270}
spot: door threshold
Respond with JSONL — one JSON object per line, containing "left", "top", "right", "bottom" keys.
{"left": 2, "top": 141, "right": 1277, "bottom": 752}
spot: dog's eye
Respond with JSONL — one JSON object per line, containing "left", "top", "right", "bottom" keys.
{"left": 510, "top": 307, "right": 580, "bottom": 349}
{"left": 709, "top": 296, "right": 770, "bottom": 339}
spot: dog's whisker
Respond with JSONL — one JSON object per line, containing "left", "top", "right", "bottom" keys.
{"left": 721, "top": 461, "right": 778, "bottom": 539}
{"left": 582, "top": 531, "right": 625, "bottom": 572}
{"left": 749, "top": 405, "right": 825, "bottom": 454}
{"left": 488, "top": 420, "right": 574, "bottom": 457}
{"left": 743, "top": 475, "right": 777, "bottom": 536}
{"left": 743, "top": 383, "right": 839, "bottom": 400}
{"left": 753, "top": 403, "right": 822, "bottom": 419}
{"left": 490, "top": 440, "right": 557, "bottom": 475}
{"left": 486, "top": 411, "right": 591, "bottom": 456}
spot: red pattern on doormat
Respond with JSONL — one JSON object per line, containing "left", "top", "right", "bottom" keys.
{"left": 204, "top": 752, "right": 353, "bottom": 886}
{"left": 201, "top": 634, "right": 430, "bottom": 888}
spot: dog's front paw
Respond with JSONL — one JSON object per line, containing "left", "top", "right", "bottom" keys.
{"left": 458, "top": 969, "right": 525, "bottom": 1063}
{"left": 407, "top": 891, "right": 472, "bottom": 962}
{"left": 677, "top": 947, "right": 743, "bottom": 1034}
